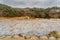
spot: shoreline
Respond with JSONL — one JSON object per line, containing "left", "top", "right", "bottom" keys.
{"left": 0, "top": 17, "right": 60, "bottom": 20}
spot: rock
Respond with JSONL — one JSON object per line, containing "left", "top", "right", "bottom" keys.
{"left": 40, "top": 36, "right": 48, "bottom": 40}
{"left": 56, "top": 32, "right": 60, "bottom": 38}
{"left": 0, "top": 36, "right": 6, "bottom": 39}
{"left": 30, "top": 35, "right": 40, "bottom": 40}
{"left": 2, "top": 36, "right": 12, "bottom": 40}
{"left": 25, "top": 35, "right": 31, "bottom": 39}
{"left": 13, "top": 35, "right": 20, "bottom": 38}
{"left": 49, "top": 36, "right": 57, "bottom": 40}
{"left": 0, "top": 38, "right": 3, "bottom": 40}
{"left": 57, "top": 38, "right": 60, "bottom": 40}
{"left": 17, "top": 37, "right": 25, "bottom": 40}
{"left": 13, "top": 34, "right": 25, "bottom": 40}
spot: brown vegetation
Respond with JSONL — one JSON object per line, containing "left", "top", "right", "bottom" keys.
{"left": 0, "top": 4, "right": 60, "bottom": 19}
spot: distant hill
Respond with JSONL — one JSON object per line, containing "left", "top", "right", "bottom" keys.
{"left": 0, "top": 4, "right": 11, "bottom": 8}
{"left": 0, "top": 4, "right": 16, "bottom": 17}
{"left": 0, "top": 4, "right": 60, "bottom": 18}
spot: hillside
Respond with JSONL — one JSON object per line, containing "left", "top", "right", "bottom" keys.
{"left": 0, "top": 4, "right": 60, "bottom": 18}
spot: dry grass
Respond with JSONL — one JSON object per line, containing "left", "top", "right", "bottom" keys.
{"left": 0, "top": 17, "right": 46, "bottom": 20}
{"left": 0, "top": 17, "right": 60, "bottom": 20}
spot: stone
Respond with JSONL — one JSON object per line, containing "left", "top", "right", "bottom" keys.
{"left": 25, "top": 35, "right": 31, "bottom": 39}
{"left": 30, "top": 35, "right": 40, "bottom": 40}
{"left": 57, "top": 38, "right": 60, "bottom": 40}
{"left": 56, "top": 32, "right": 60, "bottom": 38}
{"left": 49, "top": 36, "right": 57, "bottom": 40}
{"left": 40, "top": 36, "right": 48, "bottom": 40}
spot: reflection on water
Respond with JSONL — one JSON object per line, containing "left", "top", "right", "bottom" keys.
{"left": 0, "top": 19, "right": 60, "bottom": 36}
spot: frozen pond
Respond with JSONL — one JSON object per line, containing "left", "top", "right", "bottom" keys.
{"left": 0, "top": 19, "right": 60, "bottom": 36}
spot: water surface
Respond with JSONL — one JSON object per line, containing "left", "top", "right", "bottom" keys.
{"left": 0, "top": 19, "right": 60, "bottom": 36}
